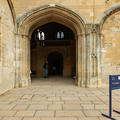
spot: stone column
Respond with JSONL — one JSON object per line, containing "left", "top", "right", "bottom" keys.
{"left": 0, "top": 24, "right": 1, "bottom": 62}
{"left": 77, "top": 33, "right": 87, "bottom": 87}
{"left": 86, "top": 24, "right": 102, "bottom": 87}
{"left": 86, "top": 31, "right": 91, "bottom": 87}
{"left": 0, "top": 30, "right": 2, "bottom": 84}
{"left": 97, "top": 32, "right": 102, "bottom": 87}
{"left": 93, "top": 24, "right": 102, "bottom": 87}
{"left": 14, "top": 33, "right": 21, "bottom": 87}
{"left": 27, "top": 37, "right": 31, "bottom": 85}
{"left": 81, "top": 34, "right": 87, "bottom": 87}
{"left": 20, "top": 34, "right": 30, "bottom": 87}
{"left": 77, "top": 34, "right": 81, "bottom": 86}
{"left": 15, "top": 32, "right": 31, "bottom": 87}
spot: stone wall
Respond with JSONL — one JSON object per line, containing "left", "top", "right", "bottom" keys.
{"left": 0, "top": 0, "right": 120, "bottom": 91}
{"left": 11, "top": 0, "right": 120, "bottom": 22}
{"left": 102, "top": 11, "right": 120, "bottom": 87}
{"left": 0, "top": 0, "right": 15, "bottom": 94}
{"left": 31, "top": 42, "right": 75, "bottom": 77}
{"left": 11, "top": 0, "right": 120, "bottom": 87}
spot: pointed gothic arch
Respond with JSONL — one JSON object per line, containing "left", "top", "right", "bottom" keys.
{"left": 99, "top": 3, "right": 120, "bottom": 87}
{"left": 97, "top": 3, "right": 120, "bottom": 30}
{"left": 15, "top": 4, "right": 87, "bottom": 87}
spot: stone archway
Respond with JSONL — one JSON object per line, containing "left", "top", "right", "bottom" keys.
{"left": 97, "top": 3, "right": 120, "bottom": 30}
{"left": 97, "top": 3, "right": 120, "bottom": 87}
{"left": 30, "top": 21, "right": 76, "bottom": 79}
{"left": 15, "top": 4, "right": 87, "bottom": 87}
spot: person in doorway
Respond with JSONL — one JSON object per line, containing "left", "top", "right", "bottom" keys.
{"left": 72, "top": 64, "right": 76, "bottom": 78}
{"left": 43, "top": 61, "right": 48, "bottom": 78}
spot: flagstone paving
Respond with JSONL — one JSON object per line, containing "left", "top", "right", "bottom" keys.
{"left": 0, "top": 77, "right": 120, "bottom": 120}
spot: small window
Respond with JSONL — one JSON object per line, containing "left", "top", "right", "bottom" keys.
{"left": 57, "top": 31, "right": 64, "bottom": 39}
{"left": 37, "top": 29, "right": 45, "bottom": 40}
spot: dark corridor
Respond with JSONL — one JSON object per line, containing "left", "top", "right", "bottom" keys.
{"left": 47, "top": 52, "right": 63, "bottom": 76}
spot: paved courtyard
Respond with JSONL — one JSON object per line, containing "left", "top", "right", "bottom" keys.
{"left": 0, "top": 77, "right": 120, "bottom": 120}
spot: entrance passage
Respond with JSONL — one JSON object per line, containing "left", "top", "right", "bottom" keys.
{"left": 47, "top": 52, "right": 63, "bottom": 76}
{"left": 31, "top": 22, "right": 76, "bottom": 78}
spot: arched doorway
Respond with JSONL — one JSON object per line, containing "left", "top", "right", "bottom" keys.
{"left": 30, "top": 22, "right": 76, "bottom": 78}
{"left": 47, "top": 52, "right": 63, "bottom": 76}
{"left": 16, "top": 4, "right": 87, "bottom": 87}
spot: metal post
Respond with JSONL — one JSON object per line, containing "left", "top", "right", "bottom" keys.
{"left": 109, "top": 75, "right": 112, "bottom": 118}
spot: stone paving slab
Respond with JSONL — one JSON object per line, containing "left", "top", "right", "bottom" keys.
{"left": 15, "top": 111, "right": 35, "bottom": 117}
{"left": 23, "top": 117, "right": 41, "bottom": 120}
{"left": 63, "top": 104, "right": 82, "bottom": 110}
{"left": 2, "top": 117, "right": 23, "bottom": 120}
{"left": 35, "top": 111, "right": 55, "bottom": 117}
{"left": 48, "top": 104, "right": 62, "bottom": 110}
{"left": 0, "top": 78, "right": 120, "bottom": 120}
{"left": 0, "top": 111, "right": 17, "bottom": 117}
{"left": 40, "top": 117, "right": 77, "bottom": 120}
{"left": 12, "top": 104, "right": 29, "bottom": 110}
{"left": 79, "top": 117, "right": 100, "bottom": 120}
{"left": 83, "top": 110, "right": 101, "bottom": 117}
{"left": 28, "top": 105, "right": 48, "bottom": 110}
{"left": 56, "top": 111, "right": 85, "bottom": 117}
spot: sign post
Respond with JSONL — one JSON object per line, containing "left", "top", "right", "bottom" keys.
{"left": 109, "top": 76, "right": 112, "bottom": 118}
{"left": 102, "top": 75, "right": 120, "bottom": 120}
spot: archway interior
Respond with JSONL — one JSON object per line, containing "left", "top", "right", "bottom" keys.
{"left": 47, "top": 51, "right": 63, "bottom": 76}
{"left": 31, "top": 22, "right": 74, "bottom": 48}
{"left": 31, "top": 22, "right": 76, "bottom": 79}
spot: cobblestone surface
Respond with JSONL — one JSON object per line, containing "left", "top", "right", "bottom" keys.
{"left": 0, "top": 77, "right": 120, "bottom": 120}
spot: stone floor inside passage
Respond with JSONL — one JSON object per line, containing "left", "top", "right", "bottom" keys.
{"left": 0, "top": 77, "right": 120, "bottom": 120}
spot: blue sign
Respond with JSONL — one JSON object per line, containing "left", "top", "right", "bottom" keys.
{"left": 102, "top": 75, "right": 120, "bottom": 120}
{"left": 110, "top": 75, "right": 120, "bottom": 90}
